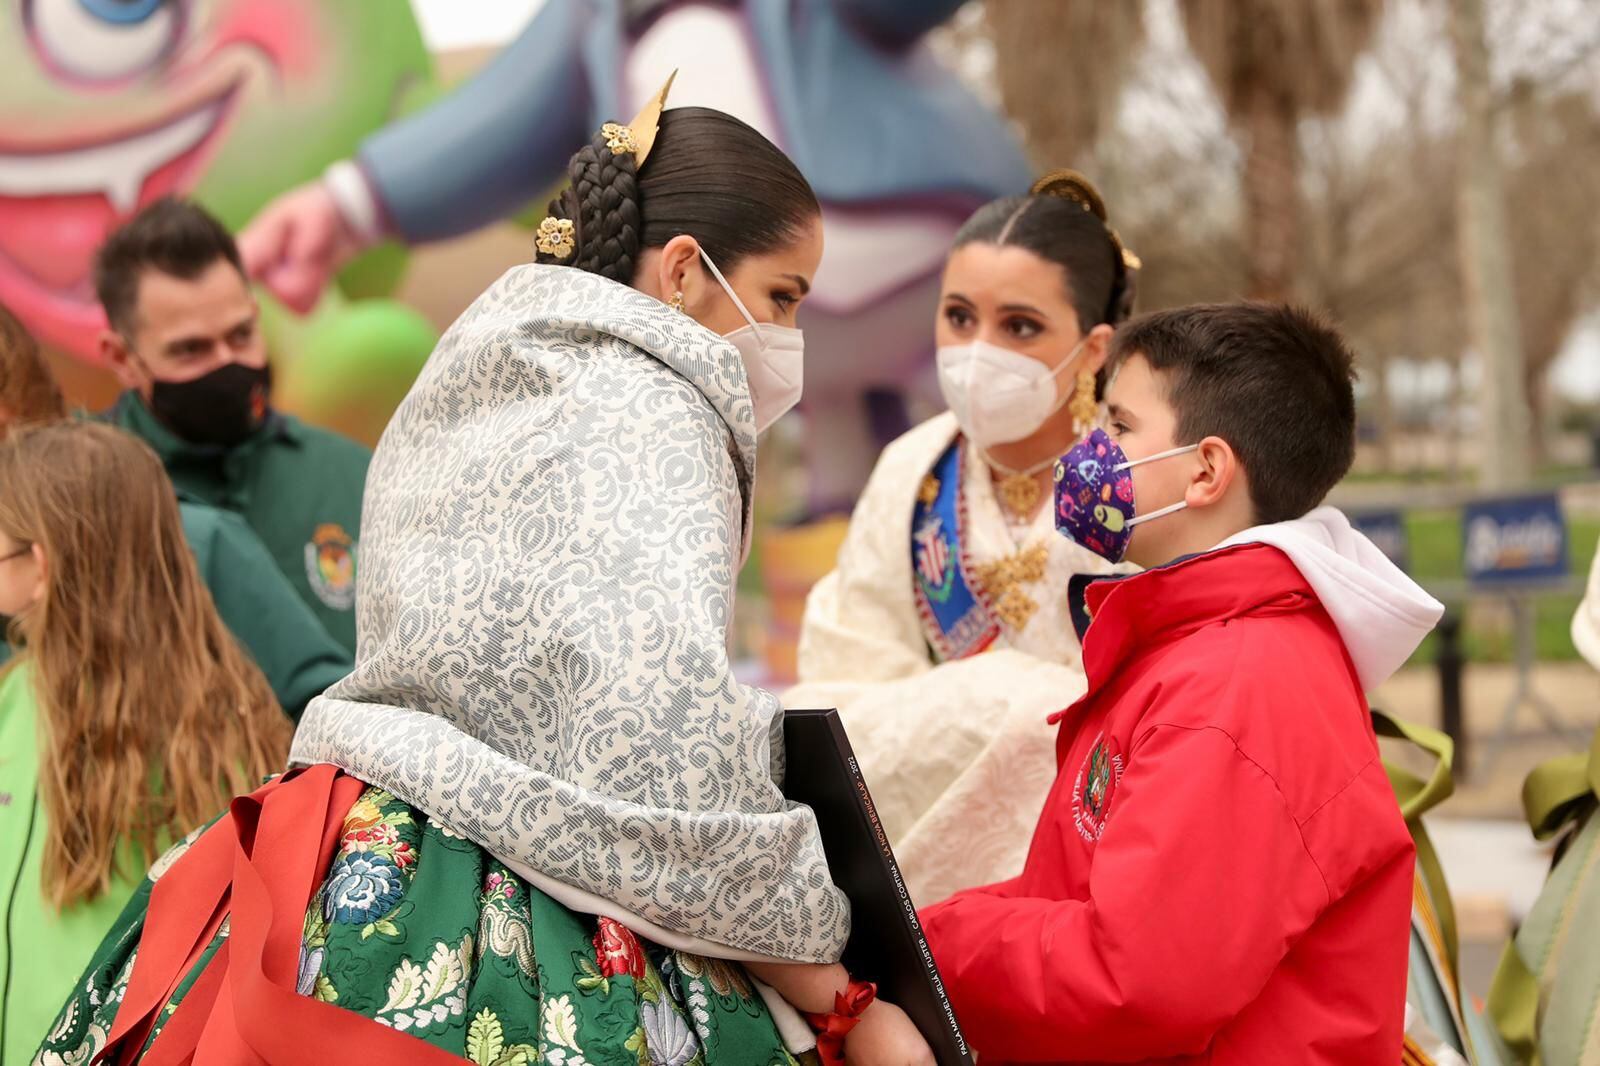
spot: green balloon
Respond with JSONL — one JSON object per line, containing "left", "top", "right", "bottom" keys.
{"left": 287, "top": 301, "right": 437, "bottom": 443}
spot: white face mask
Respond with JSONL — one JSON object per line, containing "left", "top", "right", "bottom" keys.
{"left": 697, "top": 248, "right": 804, "bottom": 435}
{"left": 936, "top": 337, "right": 1087, "bottom": 447}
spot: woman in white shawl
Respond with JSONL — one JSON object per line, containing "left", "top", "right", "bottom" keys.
{"left": 35, "top": 101, "right": 930, "bottom": 1066}
{"left": 786, "top": 173, "right": 1138, "bottom": 907}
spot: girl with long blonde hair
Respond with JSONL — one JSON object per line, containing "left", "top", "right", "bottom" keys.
{"left": 0, "top": 420, "right": 290, "bottom": 1062}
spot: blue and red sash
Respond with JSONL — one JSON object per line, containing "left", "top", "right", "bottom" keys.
{"left": 911, "top": 440, "right": 999, "bottom": 662}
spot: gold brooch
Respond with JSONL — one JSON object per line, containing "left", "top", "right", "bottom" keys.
{"left": 918, "top": 475, "right": 941, "bottom": 507}
{"left": 535, "top": 217, "right": 575, "bottom": 260}
{"left": 996, "top": 471, "right": 1045, "bottom": 519}
{"left": 972, "top": 543, "right": 1050, "bottom": 631}
{"left": 601, "top": 122, "right": 638, "bottom": 156}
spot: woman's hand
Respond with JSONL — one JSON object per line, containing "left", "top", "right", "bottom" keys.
{"left": 844, "top": 1000, "right": 936, "bottom": 1066}
{"left": 741, "top": 962, "right": 935, "bottom": 1065}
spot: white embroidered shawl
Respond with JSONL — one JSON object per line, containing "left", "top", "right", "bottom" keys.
{"left": 291, "top": 264, "right": 849, "bottom": 963}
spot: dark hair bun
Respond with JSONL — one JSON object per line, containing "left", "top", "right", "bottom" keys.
{"left": 1031, "top": 169, "right": 1138, "bottom": 325}
{"left": 1109, "top": 252, "right": 1138, "bottom": 326}
{"left": 534, "top": 127, "right": 643, "bottom": 284}
{"left": 536, "top": 108, "right": 819, "bottom": 284}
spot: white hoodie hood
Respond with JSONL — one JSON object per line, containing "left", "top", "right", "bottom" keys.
{"left": 1217, "top": 506, "right": 1444, "bottom": 692}
{"left": 1574, "top": 549, "right": 1600, "bottom": 671}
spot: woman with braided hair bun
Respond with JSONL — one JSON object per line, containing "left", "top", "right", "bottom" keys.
{"left": 34, "top": 94, "right": 933, "bottom": 1066}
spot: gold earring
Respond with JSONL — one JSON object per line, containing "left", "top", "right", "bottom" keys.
{"left": 1069, "top": 369, "right": 1098, "bottom": 433}
{"left": 669, "top": 291, "right": 685, "bottom": 313}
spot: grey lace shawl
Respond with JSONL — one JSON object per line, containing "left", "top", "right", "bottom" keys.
{"left": 290, "top": 264, "right": 849, "bottom": 962}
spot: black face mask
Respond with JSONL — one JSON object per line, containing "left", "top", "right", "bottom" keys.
{"left": 146, "top": 362, "right": 272, "bottom": 448}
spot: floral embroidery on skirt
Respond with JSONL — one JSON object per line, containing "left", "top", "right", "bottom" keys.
{"left": 34, "top": 787, "right": 801, "bottom": 1066}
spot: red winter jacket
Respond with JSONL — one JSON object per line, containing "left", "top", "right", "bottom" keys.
{"left": 920, "top": 542, "right": 1417, "bottom": 1065}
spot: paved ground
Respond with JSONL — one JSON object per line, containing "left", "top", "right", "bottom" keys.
{"left": 1372, "top": 661, "right": 1598, "bottom": 819}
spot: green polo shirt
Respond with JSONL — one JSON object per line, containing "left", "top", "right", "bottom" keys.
{"left": 178, "top": 500, "right": 351, "bottom": 720}
{"left": 108, "top": 392, "right": 369, "bottom": 654}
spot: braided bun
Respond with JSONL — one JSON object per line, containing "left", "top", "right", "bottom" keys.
{"left": 1029, "top": 168, "right": 1137, "bottom": 325}
{"left": 534, "top": 108, "right": 819, "bottom": 296}
{"left": 534, "top": 127, "right": 644, "bottom": 284}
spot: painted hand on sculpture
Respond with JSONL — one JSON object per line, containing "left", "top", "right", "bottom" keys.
{"left": 239, "top": 180, "right": 370, "bottom": 313}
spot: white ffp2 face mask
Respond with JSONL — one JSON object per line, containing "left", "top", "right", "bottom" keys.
{"left": 936, "top": 337, "right": 1086, "bottom": 447}
{"left": 698, "top": 248, "right": 804, "bottom": 435}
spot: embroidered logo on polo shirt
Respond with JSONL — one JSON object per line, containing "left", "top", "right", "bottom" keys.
{"left": 305, "top": 523, "right": 357, "bottom": 611}
{"left": 1072, "top": 732, "right": 1125, "bottom": 842}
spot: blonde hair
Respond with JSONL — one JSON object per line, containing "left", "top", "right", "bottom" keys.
{"left": 0, "top": 422, "right": 291, "bottom": 908}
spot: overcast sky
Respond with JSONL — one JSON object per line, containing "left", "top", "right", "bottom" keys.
{"left": 412, "top": 0, "right": 546, "bottom": 50}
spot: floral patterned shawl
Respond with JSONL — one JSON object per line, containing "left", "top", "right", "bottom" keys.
{"left": 290, "top": 265, "right": 848, "bottom": 963}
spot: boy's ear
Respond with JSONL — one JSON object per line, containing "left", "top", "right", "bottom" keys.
{"left": 1186, "top": 435, "right": 1242, "bottom": 510}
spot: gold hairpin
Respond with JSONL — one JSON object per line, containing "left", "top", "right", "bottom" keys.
{"left": 536, "top": 216, "right": 575, "bottom": 259}
{"left": 626, "top": 70, "right": 675, "bottom": 165}
{"left": 1108, "top": 226, "right": 1141, "bottom": 271}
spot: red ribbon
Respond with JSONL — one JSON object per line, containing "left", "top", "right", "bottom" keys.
{"left": 93, "top": 766, "right": 464, "bottom": 1065}
{"left": 802, "top": 978, "right": 878, "bottom": 1066}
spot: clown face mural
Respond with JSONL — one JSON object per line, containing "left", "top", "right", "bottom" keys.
{"left": 0, "top": 0, "right": 431, "bottom": 362}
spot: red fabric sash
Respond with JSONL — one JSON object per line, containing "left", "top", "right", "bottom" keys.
{"left": 94, "top": 765, "right": 467, "bottom": 1064}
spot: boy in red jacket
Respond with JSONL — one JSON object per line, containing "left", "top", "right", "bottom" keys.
{"left": 919, "top": 304, "right": 1441, "bottom": 1065}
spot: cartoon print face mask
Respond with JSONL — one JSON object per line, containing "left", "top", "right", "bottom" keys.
{"left": 1054, "top": 427, "right": 1197, "bottom": 563}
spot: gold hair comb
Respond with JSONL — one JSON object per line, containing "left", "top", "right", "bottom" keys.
{"left": 1031, "top": 168, "right": 1107, "bottom": 221}
{"left": 600, "top": 70, "right": 678, "bottom": 166}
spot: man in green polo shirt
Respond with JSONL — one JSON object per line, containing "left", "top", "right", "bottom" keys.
{"left": 94, "top": 198, "right": 368, "bottom": 653}
{"left": 1, "top": 297, "right": 351, "bottom": 716}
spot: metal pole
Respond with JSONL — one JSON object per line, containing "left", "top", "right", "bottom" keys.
{"left": 1436, "top": 609, "right": 1466, "bottom": 779}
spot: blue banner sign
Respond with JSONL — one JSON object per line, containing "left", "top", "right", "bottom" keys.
{"left": 1462, "top": 493, "right": 1568, "bottom": 586}
{"left": 1351, "top": 510, "right": 1409, "bottom": 573}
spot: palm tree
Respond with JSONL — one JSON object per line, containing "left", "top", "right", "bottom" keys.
{"left": 982, "top": 1, "right": 1148, "bottom": 168}
{"left": 1179, "top": 0, "right": 1384, "bottom": 301}
{"left": 1448, "top": 0, "right": 1532, "bottom": 486}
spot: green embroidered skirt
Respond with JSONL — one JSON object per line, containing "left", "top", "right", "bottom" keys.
{"left": 35, "top": 783, "right": 806, "bottom": 1066}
